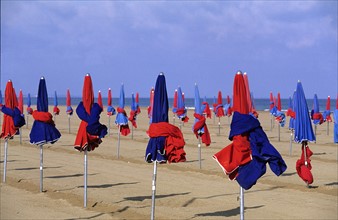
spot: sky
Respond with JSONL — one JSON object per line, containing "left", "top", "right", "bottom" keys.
{"left": 1, "top": 1, "right": 337, "bottom": 99}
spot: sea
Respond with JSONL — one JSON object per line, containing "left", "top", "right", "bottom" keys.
{"left": 26, "top": 97, "right": 335, "bottom": 112}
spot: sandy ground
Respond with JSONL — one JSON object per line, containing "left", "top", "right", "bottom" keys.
{"left": 1, "top": 106, "right": 337, "bottom": 220}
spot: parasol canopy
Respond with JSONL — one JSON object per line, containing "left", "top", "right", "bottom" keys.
{"left": 74, "top": 74, "right": 107, "bottom": 151}
{"left": 176, "top": 87, "right": 189, "bottom": 122}
{"left": 107, "top": 88, "right": 116, "bottom": 116}
{"left": 53, "top": 91, "right": 60, "bottom": 115}
{"left": 1, "top": 80, "right": 25, "bottom": 139}
{"left": 66, "top": 89, "right": 73, "bottom": 115}
{"left": 18, "top": 90, "right": 24, "bottom": 115}
{"left": 201, "top": 96, "right": 211, "bottom": 119}
{"left": 193, "top": 84, "right": 210, "bottom": 146}
{"left": 172, "top": 89, "right": 178, "bottom": 115}
{"left": 129, "top": 93, "right": 139, "bottom": 128}
{"left": 97, "top": 90, "right": 103, "bottom": 109}
{"left": 115, "top": 84, "right": 130, "bottom": 136}
{"left": 287, "top": 93, "right": 296, "bottom": 130}
{"left": 323, "top": 96, "right": 332, "bottom": 122}
{"left": 145, "top": 73, "right": 186, "bottom": 163}
{"left": 311, "top": 94, "right": 323, "bottom": 125}
{"left": 30, "top": 77, "right": 60, "bottom": 145}
{"left": 148, "top": 87, "right": 155, "bottom": 123}
{"left": 223, "top": 95, "right": 232, "bottom": 117}
{"left": 274, "top": 92, "right": 286, "bottom": 127}
{"left": 27, "top": 93, "right": 33, "bottom": 114}
{"left": 213, "top": 72, "right": 286, "bottom": 190}
{"left": 215, "top": 91, "right": 225, "bottom": 117}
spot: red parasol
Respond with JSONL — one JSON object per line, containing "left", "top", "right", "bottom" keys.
{"left": 243, "top": 72, "right": 253, "bottom": 113}
{"left": 1, "top": 80, "right": 19, "bottom": 139}
{"left": 148, "top": 87, "right": 155, "bottom": 121}
{"left": 97, "top": 90, "right": 103, "bottom": 109}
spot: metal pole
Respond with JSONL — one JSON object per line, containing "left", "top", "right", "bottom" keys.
{"left": 68, "top": 115, "right": 71, "bottom": 134}
{"left": 278, "top": 124, "right": 280, "bottom": 142}
{"left": 108, "top": 116, "right": 111, "bottom": 136}
{"left": 40, "top": 144, "right": 43, "bottom": 192}
{"left": 151, "top": 162, "right": 157, "bottom": 220}
{"left": 26, "top": 115, "right": 29, "bottom": 129}
{"left": 327, "top": 121, "right": 329, "bottom": 136}
{"left": 3, "top": 140, "right": 8, "bottom": 183}
{"left": 240, "top": 186, "right": 244, "bottom": 220}
{"left": 84, "top": 149, "right": 88, "bottom": 208}
{"left": 218, "top": 117, "right": 221, "bottom": 136}
{"left": 19, "top": 128, "right": 22, "bottom": 145}
{"left": 314, "top": 125, "right": 317, "bottom": 141}
{"left": 117, "top": 125, "right": 121, "bottom": 159}
{"left": 173, "top": 115, "right": 175, "bottom": 125}
{"left": 131, "top": 125, "right": 134, "bottom": 140}
{"left": 289, "top": 131, "right": 293, "bottom": 156}
{"left": 270, "top": 115, "right": 273, "bottom": 131}
{"left": 198, "top": 137, "right": 201, "bottom": 169}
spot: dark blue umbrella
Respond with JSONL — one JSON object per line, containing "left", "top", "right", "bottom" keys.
{"left": 294, "top": 81, "right": 315, "bottom": 186}
{"left": 29, "top": 77, "right": 61, "bottom": 192}
{"left": 145, "top": 73, "right": 186, "bottom": 220}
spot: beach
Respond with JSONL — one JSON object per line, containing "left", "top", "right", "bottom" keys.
{"left": 1, "top": 106, "right": 337, "bottom": 220}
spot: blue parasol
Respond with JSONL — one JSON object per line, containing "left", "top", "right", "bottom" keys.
{"left": 29, "top": 77, "right": 61, "bottom": 192}
{"left": 193, "top": 84, "right": 211, "bottom": 169}
{"left": 294, "top": 81, "right": 315, "bottom": 186}
{"left": 294, "top": 82, "right": 315, "bottom": 143}
{"left": 311, "top": 94, "right": 323, "bottom": 126}
{"left": 176, "top": 86, "right": 189, "bottom": 124}
{"left": 54, "top": 91, "right": 58, "bottom": 107}
{"left": 145, "top": 73, "right": 185, "bottom": 220}
{"left": 115, "top": 84, "right": 130, "bottom": 158}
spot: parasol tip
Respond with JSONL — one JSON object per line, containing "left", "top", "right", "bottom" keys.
{"left": 159, "top": 72, "right": 164, "bottom": 75}
{"left": 237, "top": 70, "right": 242, "bottom": 75}
{"left": 40, "top": 76, "right": 44, "bottom": 80}
{"left": 8, "top": 79, "right": 12, "bottom": 82}
{"left": 297, "top": 79, "right": 301, "bottom": 82}
{"left": 328, "top": 95, "right": 330, "bottom": 98}
{"left": 98, "top": 90, "right": 101, "bottom": 93}
{"left": 108, "top": 88, "right": 111, "bottom": 90}
{"left": 86, "top": 73, "right": 90, "bottom": 76}
{"left": 195, "top": 82, "right": 197, "bottom": 86}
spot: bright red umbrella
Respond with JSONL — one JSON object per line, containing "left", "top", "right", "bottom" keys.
{"left": 215, "top": 91, "right": 225, "bottom": 135}
{"left": 74, "top": 73, "right": 107, "bottom": 207}
{"left": 136, "top": 92, "right": 141, "bottom": 114}
{"left": 243, "top": 72, "right": 253, "bottom": 113}
{"left": 1, "top": 80, "right": 25, "bottom": 182}
{"left": 97, "top": 90, "right": 103, "bottom": 109}
{"left": 148, "top": 87, "right": 155, "bottom": 122}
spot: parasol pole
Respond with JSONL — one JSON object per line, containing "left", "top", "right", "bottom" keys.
{"left": 39, "top": 144, "right": 44, "bottom": 192}
{"left": 151, "top": 161, "right": 157, "bottom": 220}
{"left": 314, "top": 124, "right": 317, "bottom": 140}
{"left": 108, "top": 116, "right": 111, "bottom": 136}
{"left": 173, "top": 114, "right": 175, "bottom": 125}
{"left": 270, "top": 115, "right": 273, "bottom": 131}
{"left": 327, "top": 121, "right": 329, "bottom": 136}
{"left": 26, "top": 114, "right": 29, "bottom": 128}
{"left": 240, "top": 186, "right": 244, "bottom": 220}
{"left": 198, "top": 136, "right": 202, "bottom": 169}
{"left": 278, "top": 124, "right": 280, "bottom": 142}
{"left": 3, "top": 139, "right": 8, "bottom": 183}
{"left": 131, "top": 124, "right": 134, "bottom": 140}
{"left": 218, "top": 117, "right": 221, "bottom": 136}
{"left": 289, "top": 130, "right": 293, "bottom": 156}
{"left": 117, "top": 125, "right": 121, "bottom": 159}
{"left": 84, "top": 149, "right": 88, "bottom": 208}
{"left": 19, "top": 128, "right": 22, "bottom": 145}
{"left": 68, "top": 114, "right": 71, "bottom": 134}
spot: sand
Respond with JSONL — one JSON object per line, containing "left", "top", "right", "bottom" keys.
{"left": 1, "top": 106, "right": 337, "bottom": 219}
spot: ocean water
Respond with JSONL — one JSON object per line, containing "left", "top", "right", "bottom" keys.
{"left": 25, "top": 97, "right": 335, "bottom": 112}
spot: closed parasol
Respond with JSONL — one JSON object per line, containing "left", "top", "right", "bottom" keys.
{"left": 294, "top": 81, "right": 315, "bottom": 186}
{"left": 1, "top": 80, "right": 25, "bottom": 182}
{"left": 74, "top": 73, "right": 107, "bottom": 207}
{"left": 213, "top": 71, "right": 286, "bottom": 218}
{"left": 193, "top": 83, "right": 211, "bottom": 169}
{"left": 145, "top": 73, "right": 186, "bottom": 220}
{"left": 29, "top": 77, "right": 61, "bottom": 192}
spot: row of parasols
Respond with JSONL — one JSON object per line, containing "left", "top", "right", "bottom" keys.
{"left": 1, "top": 73, "right": 338, "bottom": 220}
